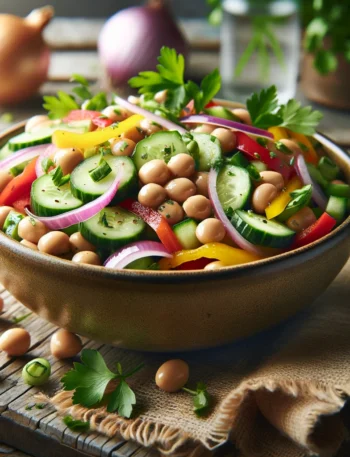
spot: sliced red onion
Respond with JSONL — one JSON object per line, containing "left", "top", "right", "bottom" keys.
{"left": 208, "top": 168, "right": 265, "bottom": 256}
{"left": 181, "top": 114, "right": 273, "bottom": 140}
{"left": 104, "top": 241, "right": 171, "bottom": 270}
{"left": 0, "top": 144, "right": 48, "bottom": 172}
{"left": 26, "top": 167, "right": 124, "bottom": 229}
{"left": 35, "top": 144, "right": 57, "bottom": 178}
{"left": 114, "top": 95, "right": 187, "bottom": 134}
{"left": 295, "top": 154, "right": 327, "bottom": 210}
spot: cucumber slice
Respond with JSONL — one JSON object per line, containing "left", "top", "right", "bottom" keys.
{"left": 231, "top": 210, "right": 295, "bottom": 248}
{"left": 31, "top": 174, "right": 83, "bottom": 217}
{"left": 8, "top": 130, "right": 53, "bottom": 152}
{"left": 70, "top": 155, "right": 137, "bottom": 204}
{"left": 173, "top": 218, "right": 201, "bottom": 250}
{"left": 3, "top": 211, "right": 25, "bottom": 241}
{"left": 204, "top": 106, "right": 239, "bottom": 121}
{"left": 327, "top": 183, "right": 350, "bottom": 198}
{"left": 217, "top": 165, "right": 251, "bottom": 213}
{"left": 79, "top": 206, "right": 145, "bottom": 251}
{"left": 326, "top": 196, "right": 348, "bottom": 223}
{"left": 190, "top": 132, "right": 223, "bottom": 171}
{"left": 126, "top": 257, "right": 154, "bottom": 270}
{"left": 132, "top": 131, "right": 190, "bottom": 171}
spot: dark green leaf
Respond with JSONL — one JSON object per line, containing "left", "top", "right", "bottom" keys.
{"left": 304, "top": 17, "right": 328, "bottom": 52}
{"left": 278, "top": 99, "right": 323, "bottom": 135}
{"left": 72, "top": 86, "right": 92, "bottom": 101}
{"left": 70, "top": 74, "right": 90, "bottom": 86}
{"left": 314, "top": 49, "right": 338, "bottom": 75}
{"left": 246, "top": 85, "right": 280, "bottom": 128}
{"left": 63, "top": 415, "right": 90, "bottom": 433}
{"left": 196, "top": 68, "right": 221, "bottom": 112}
{"left": 107, "top": 379, "right": 136, "bottom": 418}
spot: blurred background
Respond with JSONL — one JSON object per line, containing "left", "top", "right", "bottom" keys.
{"left": 0, "top": 0, "right": 349, "bottom": 145}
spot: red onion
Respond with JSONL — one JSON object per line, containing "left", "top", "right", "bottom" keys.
{"left": 26, "top": 166, "right": 124, "bottom": 229}
{"left": 114, "top": 95, "right": 187, "bottom": 133}
{"left": 181, "top": 114, "right": 274, "bottom": 140}
{"left": 295, "top": 154, "right": 327, "bottom": 210}
{"left": 208, "top": 168, "right": 265, "bottom": 256}
{"left": 35, "top": 144, "right": 56, "bottom": 178}
{"left": 98, "top": 0, "right": 187, "bottom": 86}
{"left": 104, "top": 241, "right": 171, "bottom": 270}
{"left": 0, "top": 144, "right": 48, "bottom": 172}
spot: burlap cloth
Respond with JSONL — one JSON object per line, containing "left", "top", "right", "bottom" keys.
{"left": 44, "top": 260, "right": 350, "bottom": 457}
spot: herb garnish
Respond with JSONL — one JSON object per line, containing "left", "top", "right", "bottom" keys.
{"left": 12, "top": 312, "right": 32, "bottom": 324}
{"left": 63, "top": 415, "right": 90, "bottom": 433}
{"left": 61, "top": 349, "right": 143, "bottom": 418}
{"left": 51, "top": 166, "right": 70, "bottom": 187}
{"left": 41, "top": 157, "right": 54, "bottom": 174}
{"left": 99, "top": 212, "right": 113, "bottom": 229}
{"left": 183, "top": 382, "right": 211, "bottom": 417}
{"left": 246, "top": 85, "right": 323, "bottom": 135}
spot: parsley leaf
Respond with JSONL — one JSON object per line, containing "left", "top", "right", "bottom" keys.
{"left": 246, "top": 85, "right": 282, "bottom": 129}
{"left": 183, "top": 382, "right": 212, "bottom": 417}
{"left": 157, "top": 47, "right": 185, "bottom": 85}
{"left": 192, "top": 69, "right": 222, "bottom": 114}
{"left": 61, "top": 349, "right": 143, "bottom": 418}
{"left": 277, "top": 99, "right": 323, "bottom": 135}
{"left": 63, "top": 415, "right": 90, "bottom": 433}
{"left": 43, "top": 91, "right": 79, "bottom": 120}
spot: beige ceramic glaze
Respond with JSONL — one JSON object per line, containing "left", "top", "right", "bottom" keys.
{"left": 0, "top": 122, "right": 349, "bottom": 351}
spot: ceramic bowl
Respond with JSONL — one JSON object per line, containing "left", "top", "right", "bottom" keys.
{"left": 0, "top": 123, "right": 349, "bottom": 351}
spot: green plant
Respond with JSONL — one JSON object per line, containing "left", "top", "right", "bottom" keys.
{"left": 302, "top": 0, "right": 350, "bottom": 74}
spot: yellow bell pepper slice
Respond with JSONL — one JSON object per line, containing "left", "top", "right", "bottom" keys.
{"left": 265, "top": 175, "right": 302, "bottom": 220}
{"left": 268, "top": 126, "right": 290, "bottom": 141}
{"left": 52, "top": 114, "right": 144, "bottom": 149}
{"left": 286, "top": 130, "right": 318, "bottom": 165}
{"left": 159, "top": 242, "right": 262, "bottom": 270}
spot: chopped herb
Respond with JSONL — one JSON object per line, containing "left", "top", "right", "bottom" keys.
{"left": 165, "top": 214, "right": 171, "bottom": 219}
{"left": 61, "top": 349, "right": 143, "bottom": 418}
{"left": 35, "top": 403, "right": 46, "bottom": 410}
{"left": 99, "top": 212, "right": 113, "bottom": 228}
{"left": 120, "top": 141, "right": 129, "bottom": 152}
{"left": 42, "top": 157, "right": 54, "bottom": 174}
{"left": 225, "top": 207, "right": 234, "bottom": 219}
{"left": 113, "top": 108, "right": 121, "bottom": 115}
{"left": 63, "top": 415, "right": 90, "bottom": 433}
{"left": 166, "top": 200, "right": 174, "bottom": 205}
{"left": 141, "top": 153, "right": 148, "bottom": 160}
{"left": 29, "top": 218, "right": 36, "bottom": 227}
{"left": 182, "top": 382, "right": 211, "bottom": 417}
{"left": 253, "top": 153, "right": 261, "bottom": 159}
{"left": 12, "top": 312, "right": 32, "bottom": 324}
{"left": 297, "top": 142, "right": 309, "bottom": 152}
{"left": 151, "top": 121, "right": 161, "bottom": 127}
{"left": 136, "top": 127, "right": 143, "bottom": 134}
{"left": 269, "top": 151, "right": 277, "bottom": 158}
{"left": 25, "top": 405, "right": 34, "bottom": 411}
{"left": 163, "top": 146, "right": 172, "bottom": 155}
{"left": 256, "top": 137, "right": 268, "bottom": 147}
{"left": 290, "top": 157, "right": 295, "bottom": 166}
{"left": 275, "top": 141, "right": 292, "bottom": 155}
{"left": 227, "top": 171, "right": 235, "bottom": 177}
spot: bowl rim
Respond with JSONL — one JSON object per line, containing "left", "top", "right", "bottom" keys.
{"left": 0, "top": 123, "right": 349, "bottom": 284}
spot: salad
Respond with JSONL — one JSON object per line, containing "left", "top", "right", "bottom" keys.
{"left": 0, "top": 47, "right": 349, "bottom": 272}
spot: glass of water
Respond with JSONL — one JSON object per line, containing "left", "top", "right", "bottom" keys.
{"left": 220, "top": 0, "right": 300, "bottom": 103}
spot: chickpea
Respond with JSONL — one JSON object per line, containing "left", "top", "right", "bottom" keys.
{"left": 0, "top": 170, "right": 13, "bottom": 193}
{"left": 193, "top": 172, "right": 209, "bottom": 197}
{"left": 138, "top": 183, "right": 166, "bottom": 208}
{"left": 167, "top": 154, "right": 195, "bottom": 179}
{"left": 204, "top": 261, "right": 226, "bottom": 271}
{"left": 286, "top": 207, "right": 317, "bottom": 233}
{"left": 139, "top": 160, "right": 171, "bottom": 186}
{"left": 20, "top": 240, "right": 38, "bottom": 250}
{"left": 0, "top": 328, "right": 30, "bottom": 356}
{"left": 155, "top": 359, "right": 189, "bottom": 392}
{"left": 25, "top": 114, "right": 50, "bottom": 133}
{"left": 140, "top": 118, "right": 162, "bottom": 136}
{"left": 231, "top": 108, "right": 252, "bottom": 125}
{"left": 252, "top": 183, "right": 278, "bottom": 214}
{"left": 276, "top": 139, "right": 302, "bottom": 156}
{"left": 110, "top": 138, "right": 135, "bottom": 157}
{"left": 72, "top": 251, "right": 101, "bottom": 266}
{"left": 196, "top": 218, "right": 225, "bottom": 244}
{"left": 165, "top": 178, "right": 196, "bottom": 203}
{"left": 259, "top": 171, "right": 285, "bottom": 191}
{"left": 183, "top": 195, "right": 212, "bottom": 220}
{"left": 158, "top": 200, "right": 184, "bottom": 225}
{"left": 38, "top": 231, "right": 71, "bottom": 256}
{"left": 154, "top": 89, "right": 168, "bottom": 104}
{"left": 101, "top": 105, "right": 130, "bottom": 122}
{"left": 54, "top": 148, "right": 84, "bottom": 175}
{"left": 120, "top": 127, "right": 144, "bottom": 144}
{"left": 0, "top": 296, "right": 4, "bottom": 312}
{"left": 18, "top": 217, "right": 48, "bottom": 244}
{"left": 0, "top": 206, "right": 13, "bottom": 229}
{"left": 211, "top": 128, "right": 237, "bottom": 154}
{"left": 70, "top": 232, "right": 96, "bottom": 253}
{"left": 193, "top": 124, "right": 215, "bottom": 134}
{"left": 50, "top": 329, "right": 82, "bottom": 359}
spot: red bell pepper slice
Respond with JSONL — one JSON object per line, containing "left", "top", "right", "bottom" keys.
{"left": 176, "top": 258, "right": 213, "bottom": 270}
{"left": 92, "top": 117, "right": 113, "bottom": 129}
{"left": 0, "top": 159, "right": 37, "bottom": 206}
{"left": 235, "top": 131, "right": 292, "bottom": 181}
{"left": 64, "top": 109, "right": 102, "bottom": 123}
{"left": 291, "top": 212, "right": 337, "bottom": 249}
{"left": 120, "top": 199, "right": 182, "bottom": 253}
{"left": 12, "top": 195, "right": 31, "bottom": 213}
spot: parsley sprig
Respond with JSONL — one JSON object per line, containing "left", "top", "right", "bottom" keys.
{"left": 61, "top": 349, "right": 143, "bottom": 418}
{"left": 246, "top": 85, "right": 323, "bottom": 135}
{"left": 63, "top": 415, "right": 90, "bottom": 433}
{"left": 183, "top": 382, "right": 211, "bottom": 417}
{"left": 129, "top": 46, "right": 221, "bottom": 116}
